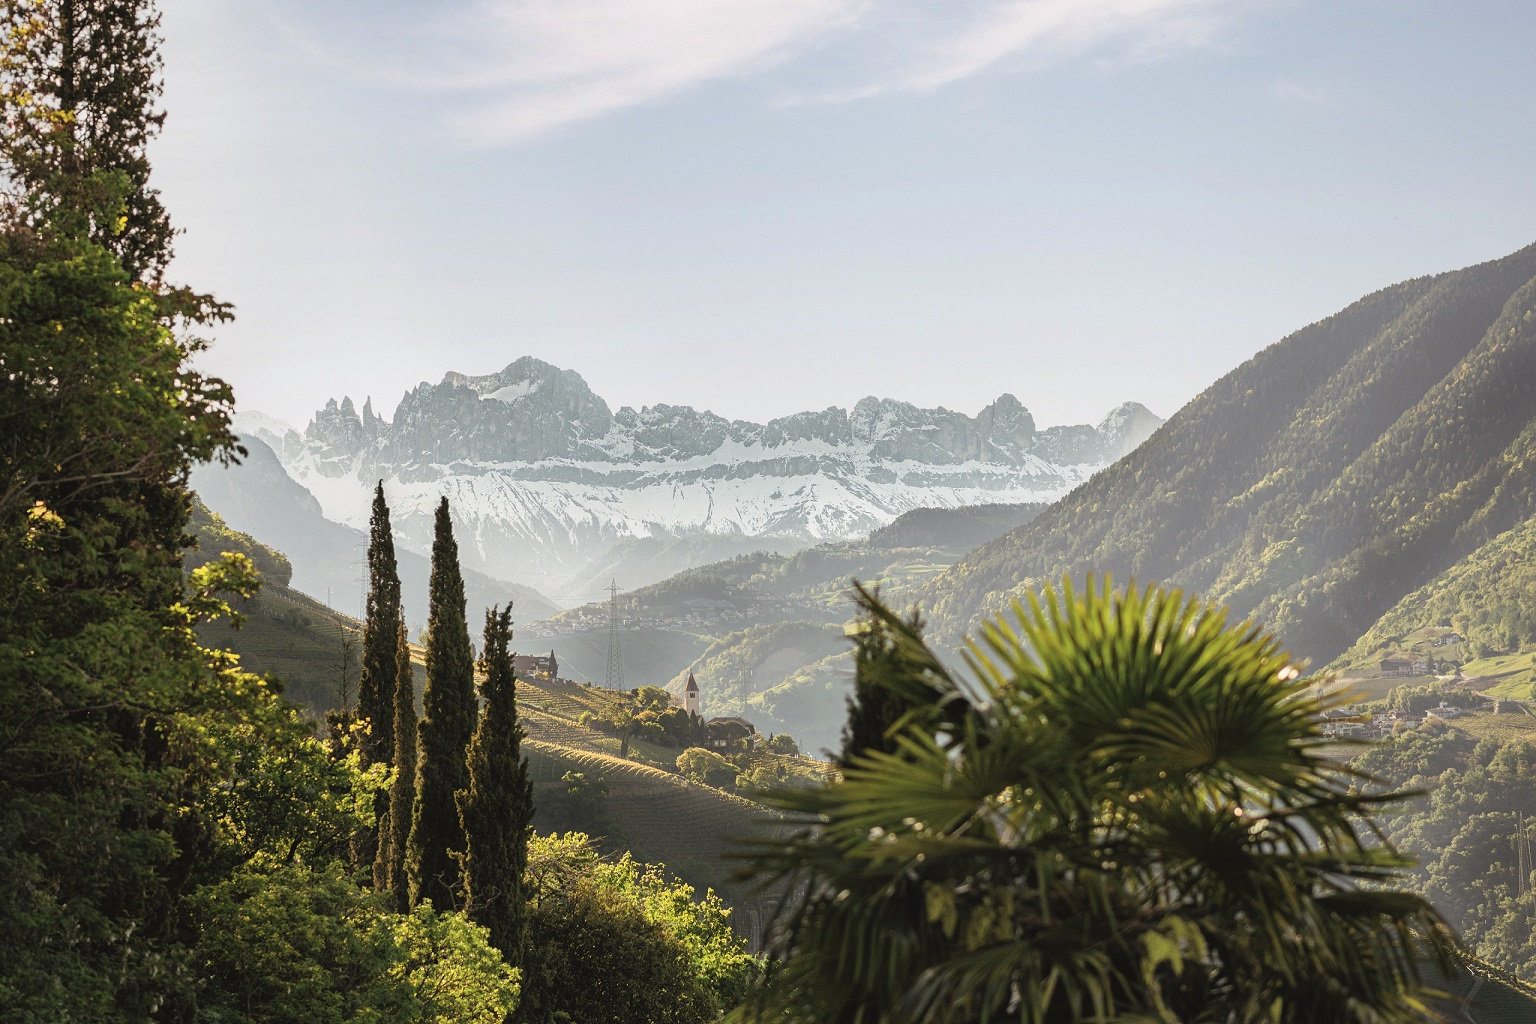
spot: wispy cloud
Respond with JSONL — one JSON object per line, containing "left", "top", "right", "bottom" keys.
{"left": 890, "top": 0, "right": 1233, "bottom": 93}
{"left": 286, "top": 0, "right": 1249, "bottom": 144}
{"left": 438, "top": 0, "right": 870, "bottom": 142}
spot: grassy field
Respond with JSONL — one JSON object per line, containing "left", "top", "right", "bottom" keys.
{"left": 1461, "top": 651, "right": 1536, "bottom": 698}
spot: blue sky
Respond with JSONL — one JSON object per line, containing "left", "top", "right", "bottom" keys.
{"left": 154, "top": 0, "right": 1536, "bottom": 433}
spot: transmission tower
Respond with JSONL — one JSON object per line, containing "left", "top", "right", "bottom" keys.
{"left": 605, "top": 579, "right": 625, "bottom": 690}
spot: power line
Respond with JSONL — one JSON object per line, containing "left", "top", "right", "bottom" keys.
{"left": 605, "top": 579, "right": 625, "bottom": 690}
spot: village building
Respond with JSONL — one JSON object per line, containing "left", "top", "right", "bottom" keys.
{"left": 683, "top": 671, "right": 701, "bottom": 715}
{"left": 706, "top": 716, "right": 757, "bottom": 750}
{"left": 512, "top": 650, "right": 559, "bottom": 682}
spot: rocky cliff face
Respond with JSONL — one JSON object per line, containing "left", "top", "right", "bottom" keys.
{"left": 243, "top": 357, "right": 1160, "bottom": 605}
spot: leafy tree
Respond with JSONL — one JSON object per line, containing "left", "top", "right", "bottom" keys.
{"left": 676, "top": 746, "right": 735, "bottom": 788}
{"left": 383, "top": 611, "right": 417, "bottom": 910}
{"left": 763, "top": 732, "right": 800, "bottom": 755}
{"left": 634, "top": 684, "right": 672, "bottom": 711}
{"left": 556, "top": 769, "right": 609, "bottom": 822}
{"left": 610, "top": 702, "right": 638, "bottom": 758}
{"left": 189, "top": 860, "right": 518, "bottom": 1024}
{"left": 357, "top": 481, "right": 402, "bottom": 878}
{"left": 458, "top": 603, "right": 534, "bottom": 966}
{"left": 0, "top": 6, "right": 526, "bottom": 1021}
{"left": 739, "top": 579, "right": 1456, "bottom": 1024}
{"left": 407, "top": 497, "right": 477, "bottom": 910}
{"left": 520, "top": 833, "right": 755, "bottom": 1024}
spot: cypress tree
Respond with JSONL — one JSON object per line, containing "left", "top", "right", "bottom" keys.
{"left": 405, "top": 497, "right": 476, "bottom": 909}
{"left": 837, "top": 583, "right": 953, "bottom": 768}
{"left": 381, "top": 610, "right": 417, "bottom": 911}
{"left": 356, "top": 481, "right": 400, "bottom": 877}
{"left": 459, "top": 604, "right": 534, "bottom": 965}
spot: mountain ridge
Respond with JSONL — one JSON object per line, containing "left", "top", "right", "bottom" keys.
{"left": 918, "top": 240, "right": 1536, "bottom": 668}
{"left": 242, "top": 360, "right": 1161, "bottom": 600}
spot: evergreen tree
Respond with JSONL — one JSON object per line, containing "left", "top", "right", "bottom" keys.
{"left": 0, "top": 0, "right": 176, "bottom": 281}
{"left": 459, "top": 604, "right": 534, "bottom": 965}
{"left": 356, "top": 480, "right": 401, "bottom": 877}
{"left": 406, "top": 497, "right": 476, "bottom": 909}
{"left": 382, "top": 611, "right": 417, "bottom": 911}
{"left": 837, "top": 583, "right": 953, "bottom": 768}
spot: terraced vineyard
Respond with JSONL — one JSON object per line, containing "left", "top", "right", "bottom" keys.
{"left": 524, "top": 739, "right": 784, "bottom": 945}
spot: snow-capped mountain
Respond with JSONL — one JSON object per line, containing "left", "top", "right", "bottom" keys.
{"left": 242, "top": 357, "right": 1161, "bottom": 605}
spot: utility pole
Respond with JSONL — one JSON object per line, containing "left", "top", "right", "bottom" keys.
{"left": 605, "top": 579, "right": 624, "bottom": 690}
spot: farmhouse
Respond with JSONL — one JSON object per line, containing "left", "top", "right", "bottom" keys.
{"left": 512, "top": 650, "right": 558, "bottom": 682}
{"left": 706, "top": 716, "right": 757, "bottom": 751}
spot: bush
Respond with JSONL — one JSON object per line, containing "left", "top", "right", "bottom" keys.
{"left": 676, "top": 747, "right": 735, "bottom": 788}
{"left": 521, "top": 834, "right": 756, "bottom": 1023}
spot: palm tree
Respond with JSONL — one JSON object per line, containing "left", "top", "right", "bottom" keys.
{"left": 737, "top": 578, "right": 1456, "bottom": 1023}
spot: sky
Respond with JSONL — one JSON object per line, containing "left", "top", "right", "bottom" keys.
{"left": 153, "top": 0, "right": 1536, "bottom": 434}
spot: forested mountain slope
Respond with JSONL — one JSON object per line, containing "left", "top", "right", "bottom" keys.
{"left": 924, "top": 241, "right": 1536, "bottom": 666}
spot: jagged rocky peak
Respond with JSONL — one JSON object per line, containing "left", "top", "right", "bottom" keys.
{"left": 459, "top": 356, "right": 608, "bottom": 420}
{"left": 616, "top": 403, "right": 741, "bottom": 459}
{"left": 976, "top": 394, "right": 1037, "bottom": 450}
{"left": 305, "top": 396, "right": 366, "bottom": 474}
{"left": 849, "top": 395, "right": 1044, "bottom": 465}
{"left": 1032, "top": 424, "right": 1105, "bottom": 465}
{"left": 383, "top": 357, "right": 617, "bottom": 465}
{"left": 765, "top": 406, "right": 850, "bottom": 447}
{"left": 1097, "top": 402, "right": 1162, "bottom": 459}
{"left": 360, "top": 396, "right": 385, "bottom": 440}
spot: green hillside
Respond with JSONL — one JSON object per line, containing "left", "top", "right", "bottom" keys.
{"left": 188, "top": 501, "right": 364, "bottom": 710}
{"left": 527, "top": 503, "right": 1049, "bottom": 750}
{"left": 920, "top": 241, "right": 1536, "bottom": 671}
{"left": 1333, "top": 515, "right": 1536, "bottom": 688}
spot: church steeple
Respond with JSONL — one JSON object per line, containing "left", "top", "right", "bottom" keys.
{"left": 683, "top": 671, "right": 701, "bottom": 716}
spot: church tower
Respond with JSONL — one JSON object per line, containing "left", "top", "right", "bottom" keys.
{"left": 683, "top": 671, "right": 701, "bottom": 716}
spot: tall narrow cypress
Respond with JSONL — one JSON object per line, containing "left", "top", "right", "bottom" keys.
{"left": 356, "top": 481, "right": 401, "bottom": 877}
{"left": 459, "top": 604, "right": 534, "bottom": 965}
{"left": 381, "top": 611, "right": 417, "bottom": 910}
{"left": 405, "top": 497, "right": 476, "bottom": 909}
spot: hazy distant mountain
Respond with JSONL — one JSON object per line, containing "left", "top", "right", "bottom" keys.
{"left": 241, "top": 359, "right": 1160, "bottom": 602}
{"left": 191, "top": 436, "right": 559, "bottom": 631}
{"left": 920, "top": 241, "right": 1536, "bottom": 667}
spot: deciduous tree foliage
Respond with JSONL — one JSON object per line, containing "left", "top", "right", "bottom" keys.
{"left": 520, "top": 833, "right": 756, "bottom": 1024}
{"left": 459, "top": 603, "right": 534, "bottom": 965}
{"left": 1354, "top": 731, "right": 1536, "bottom": 983}
{"left": 0, "top": 4, "right": 533, "bottom": 1020}
{"left": 739, "top": 579, "right": 1457, "bottom": 1024}
{"left": 407, "top": 497, "right": 476, "bottom": 910}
